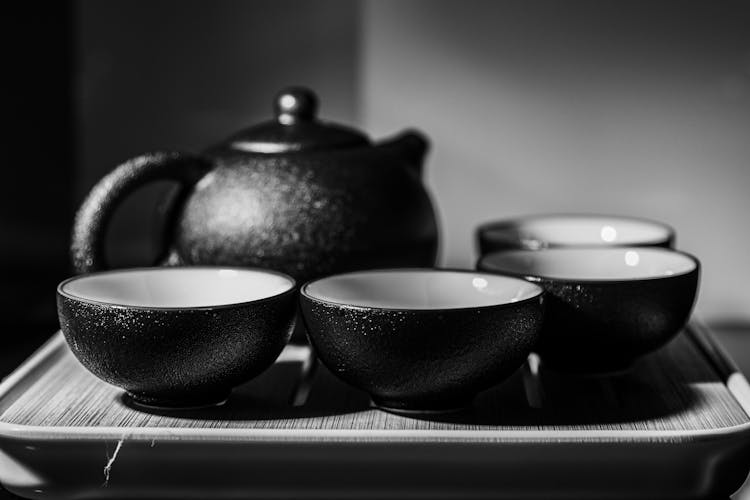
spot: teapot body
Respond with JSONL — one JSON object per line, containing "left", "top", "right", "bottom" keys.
{"left": 173, "top": 146, "right": 438, "bottom": 283}
{"left": 71, "top": 88, "right": 440, "bottom": 280}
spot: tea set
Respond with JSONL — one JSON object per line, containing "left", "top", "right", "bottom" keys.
{"left": 57, "top": 87, "right": 700, "bottom": 413}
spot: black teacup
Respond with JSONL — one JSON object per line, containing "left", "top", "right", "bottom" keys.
{"left": 478, "top": 247, "right": 699, "bottom": 373}
{"left": 301, "top": 269, "right": 545, "bottom": 413}
{"left": 57, "top": 267, "right": 296, "bottom": 408}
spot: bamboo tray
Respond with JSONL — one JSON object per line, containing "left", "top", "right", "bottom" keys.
{"left": 0, "top": 321, "right": 749, "bottom": 499}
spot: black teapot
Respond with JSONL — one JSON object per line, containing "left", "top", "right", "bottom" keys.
{"left": 71, "top": 87, "right": 439, "bottom": 283}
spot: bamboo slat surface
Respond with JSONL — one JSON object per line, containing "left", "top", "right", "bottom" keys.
{"left": 1, "top": 330, "right": 746, "bottom": 432}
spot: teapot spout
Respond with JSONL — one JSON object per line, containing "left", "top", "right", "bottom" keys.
{"left": 375, "top": 129, "right": 430, "bottom": 178}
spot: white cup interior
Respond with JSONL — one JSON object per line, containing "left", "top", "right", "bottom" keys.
{"left": 303, "top": 269, "right": 542, "bottom": 310}
{"left": 485, "top": 215, "right": 671, "bottom": 247}
{"left": 481, "top": 248, "right": 697, "bottom": 281}
{"left": 60, "top": 268, "right": 295, "bottom": 308}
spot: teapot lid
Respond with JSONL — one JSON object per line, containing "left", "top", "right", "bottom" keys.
{"left": 227, "top": 87, "right": 369, "bottom": 153}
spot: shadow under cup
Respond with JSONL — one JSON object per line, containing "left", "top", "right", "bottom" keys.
{"left": 56, "top": 267, "right": 297, "bottom": 408}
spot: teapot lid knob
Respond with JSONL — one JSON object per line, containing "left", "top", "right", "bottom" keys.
{"left": 225, "top": 86, "right": 369, "bottom": 153}
{"left": 275, "top": 87, "right": 318, "bottom": 125}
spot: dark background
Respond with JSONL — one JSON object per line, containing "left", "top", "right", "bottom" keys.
{"left": 0, "top": 0, "right": 360, "bottom": 371}
{"left": 1, "top": 1, "right": 74, "bottom": 371}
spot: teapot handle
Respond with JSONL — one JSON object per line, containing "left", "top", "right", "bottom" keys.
{"left": 71, "top": 151, "right": 212, "bottom": 273}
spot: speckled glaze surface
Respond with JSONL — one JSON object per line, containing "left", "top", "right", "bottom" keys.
{"left": 477, "top": 256, "right": 700, "bottom": 373}
{"left": 476, "top": 214, "right": 675, "bottom": 256}
{"left": 56, "top": 272, "right": 296, "bottom": 407}
{"left": 300, "top": 281, "right": 545, "bottom": 412}
{"left": 70, "top": 88, "right": 439, "bottom": 286}
{"left": 175, "top": 144, "right": 437, "bottom": 284}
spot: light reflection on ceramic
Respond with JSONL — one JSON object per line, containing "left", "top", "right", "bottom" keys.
{"left": 624, "top": 250, "right": 640, "bottom": 267}
{"left": 600, "top": 225, "right": 617, "bottom": 242}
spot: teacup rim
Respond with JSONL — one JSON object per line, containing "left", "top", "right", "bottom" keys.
{"left": 477, "top": 247, "right": 700, "bottom": 285}
{"left": 57, "top": 266, "right": 297, "bottom": 311}
{"left": 300, "top": 267, "right": 544, "bottom": 312}
{"left": 477, "top": 213, "right": 676, "bottom": 247}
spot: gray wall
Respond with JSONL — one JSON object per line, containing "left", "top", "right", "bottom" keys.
{"left": 362, "top": 0, "right": 750, "bottom": 323}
